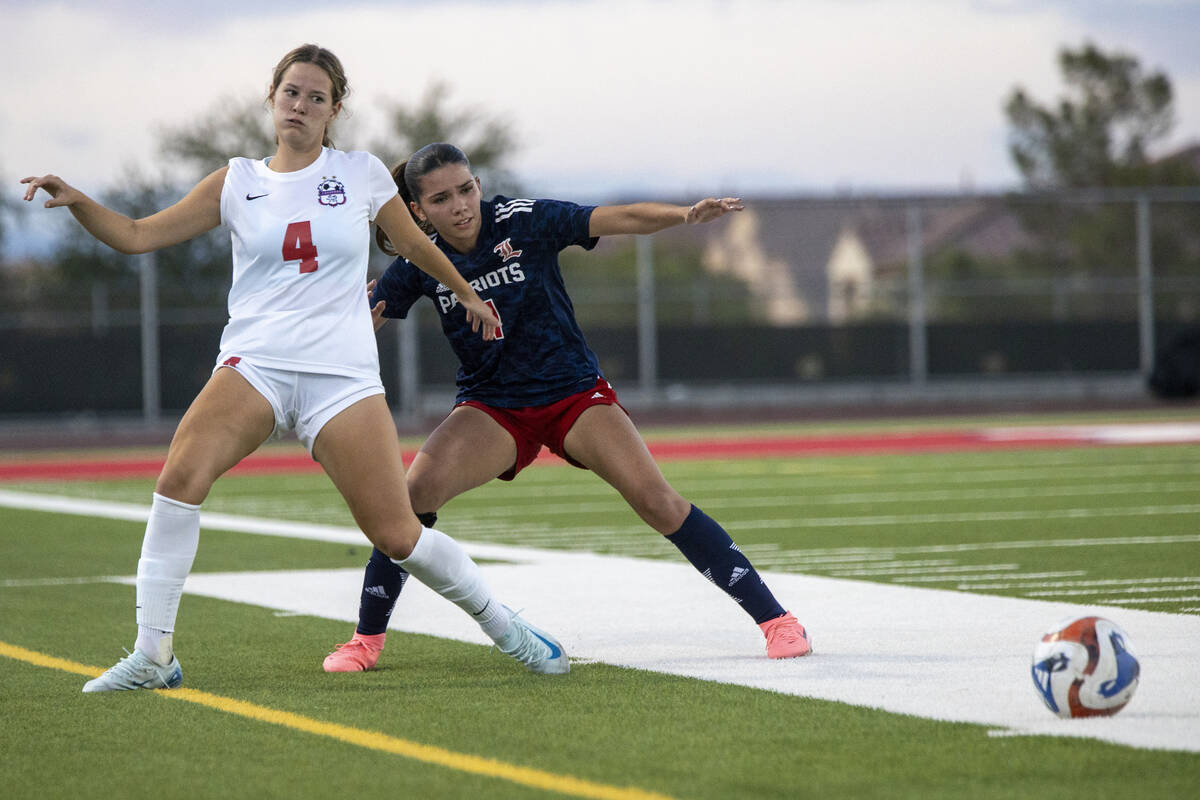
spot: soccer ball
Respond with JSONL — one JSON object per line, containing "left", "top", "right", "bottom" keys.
{"left": 1031, "top": 615, "right": 1140, "bottom": 719}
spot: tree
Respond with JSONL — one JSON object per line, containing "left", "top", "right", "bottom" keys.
{"left": 34, "top": 97, "right": 280, "bottom": 314}
{"left": 156, "top": 95, "right": 278, "bottom": 185}
{"left": 997, "top": 41, "right": 1200, "bottom": 314}
{"left": 38, "top": 86, "right": 525, "bottom": 312}
{"left": 52, "top": 163, "right": 233, "bottom": 310}
{"left": 0, "top": 161, "right": 16, "bottom": 259}
{"left": 1005, "top": 42, "right": 1190, "bottom": 189}
{"left": 906, "top": 45, "right": 1200, "bottom": 324}
{"left": 371, "top": 82, "right": 521, "bottom": 195}
{"left": 0, "top": 175, "right": 6, "bottom": 253}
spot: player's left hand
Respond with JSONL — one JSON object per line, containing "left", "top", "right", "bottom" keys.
{"left": 366, "top": 279, "right": 388, "bottom": 331}
{"left": 685, "top": 197, "right": 744, "bottom": 225}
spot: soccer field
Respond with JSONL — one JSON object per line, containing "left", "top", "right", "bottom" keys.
{"left": 2, "top": 412, "right": 1199, "bottom": 798}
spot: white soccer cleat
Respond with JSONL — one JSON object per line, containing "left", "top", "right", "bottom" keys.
{"left": 495, "top": 607, "right": 569, "bottom": 675}
{"left": 82, "top": 649, "right": 183, "bottom": 692}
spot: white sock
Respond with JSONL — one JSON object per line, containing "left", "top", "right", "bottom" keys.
{"left": 396, "top": 526, "right": 511, "bottom": 640}
{"left": 134, "top": 493, "right": 200, "bottom": 664}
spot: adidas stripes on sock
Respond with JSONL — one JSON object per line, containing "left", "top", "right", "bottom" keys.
{"left": 134, "top": 493, "right": 201, "bottom": 662}
{"left": 666, "top": 504, "right": 786, "bottom": 624}
{"left": 354, "top": 512, "right": 433, "bottom": 635}
{"left": 395, "top": 525, "right": 510, "bottom": 640}
{"left": 357, "top": 549, "right": 409, "bottom": 635}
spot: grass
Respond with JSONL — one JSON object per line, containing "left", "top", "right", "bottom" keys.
{"left": 2, "top": 411, "right": 1199, "bottom": 798}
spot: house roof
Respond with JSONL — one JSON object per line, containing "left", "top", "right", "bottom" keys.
{"left": 649, "top": 195, "right": 1039, "bottom": 315}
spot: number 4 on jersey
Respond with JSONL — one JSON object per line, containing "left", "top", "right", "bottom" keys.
{"left": 282, "top": 221, "right": 318, "bottom": 274}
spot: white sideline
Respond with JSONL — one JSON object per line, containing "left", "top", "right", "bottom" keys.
{"left": 3, "top": 488, "right": 1198, "bottom": 753}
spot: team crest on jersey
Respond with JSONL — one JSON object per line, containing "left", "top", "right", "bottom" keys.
{"left": 493, "top": 238, "right": 523, "bottom": 262}
{"left": 317, "top": 176, "right": 347, "bottom": 207}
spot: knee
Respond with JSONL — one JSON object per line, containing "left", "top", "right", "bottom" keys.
{"left": 629, "top": 486, "right": 690, "bottom": 534}
{"left": 406, "top": 470, "right": 446, "bottom": 516}
{"left": 370, "top": 516, "right": 423, "bottom": 561}
{"left": 154, "top": 467, "right": 213, "bottom": 506}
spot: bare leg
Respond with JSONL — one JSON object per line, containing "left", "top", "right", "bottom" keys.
{"left": 323, "top": 405, "right": 519, "bottom": 669}
{"left": 406, "top": 405, "right": 519, "bottom": 513}
{"left": 563, "top": 405, "right": 800, "bottom": 648}
{"left": 562, "top": 404, "right": 691, "bottom": 533}
{"left": 86, "top": 368, "right": 276, "bottom": 688}
{"left": 313, "top": 396, "right": 509, "bottom": 636}
{"left": 156, "top": 367, "right": 276, "bottom": 504}
{"left": 142, "top": 367, "right": 275, "bottom": 648}
{"left": 312, "top": 393, "right": 421, "bottom": 557}
{"left": 315, "top": 397, "right": 569, "bottom": 673}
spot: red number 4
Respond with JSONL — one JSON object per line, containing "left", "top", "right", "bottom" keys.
{"left": 282, "top": 221, "right": 318, "bottom": 274}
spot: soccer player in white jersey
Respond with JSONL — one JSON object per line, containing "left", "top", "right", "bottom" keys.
{"left": 21, "top": 45, "right": 568, "bottom": 692}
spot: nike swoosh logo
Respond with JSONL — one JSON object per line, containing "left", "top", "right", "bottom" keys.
{"left": 133, "top": 673, "right": 172, "bottom": 689}
{"left": 530, "top": 630, "right": 562, "bottom": 659}
{"left": 246, "top": 192, "right": 269, "bottom": 201}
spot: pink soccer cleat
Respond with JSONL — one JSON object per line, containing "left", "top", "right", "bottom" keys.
{"left": 322, "top": 631, "right": 386, "bottom": 672}
{"left": 759, "top": 612, "right": 812, "bottom": 659}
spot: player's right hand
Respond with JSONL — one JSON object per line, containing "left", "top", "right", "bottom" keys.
{"left": 20, "top": 174, "right": 82, "bottom": 208}
{"left": 461, "top": 296, "right": 499, "bottom": 342}
{"left": 366, "top": 279, "right": 388, "bottom": 331}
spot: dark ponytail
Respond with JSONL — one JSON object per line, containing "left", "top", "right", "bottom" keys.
{"left": 376, "top": 143, "right": 473, "bottom": 256}
{"left": 375, "top": 161, "right": 422, "bottom": 256}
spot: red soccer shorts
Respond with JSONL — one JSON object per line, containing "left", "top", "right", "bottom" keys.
{"left": 457, "top": 377, "right": 626, "bottom": 480}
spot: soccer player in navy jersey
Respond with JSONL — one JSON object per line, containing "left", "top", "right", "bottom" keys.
{"left": 322, "top": 142, "right": 811, "bottom": 672}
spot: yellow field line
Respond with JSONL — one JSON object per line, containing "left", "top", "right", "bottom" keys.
{"left": 0, "top": 640, "right": 675, "bottom": 800}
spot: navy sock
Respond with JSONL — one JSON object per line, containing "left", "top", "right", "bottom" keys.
{"left": 666, "top": 505, "right": 786, "bottom": 625}
{"left": 354, "top": 511, "right": 436, "bottom": 635}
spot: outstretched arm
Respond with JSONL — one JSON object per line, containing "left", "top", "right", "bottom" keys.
{"left": 20, "top": 168, "right": 227, "bottom": 254}
{"left": 588, "top": 197, "right": 744, "bottom": 237}
{"left": 375, "top": 196, "right": 498, "bottom": 340}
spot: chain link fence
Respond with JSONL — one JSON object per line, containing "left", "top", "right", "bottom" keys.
{"left": 3, "top": 189, "right": 1199, "bottom": 422}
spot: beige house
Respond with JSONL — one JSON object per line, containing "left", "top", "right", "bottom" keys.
{"left": 687, "top": 197, "right": 1035, "bottom": 324}
{"left": 826, "top": 201, "right": 1035, "bottom": 322}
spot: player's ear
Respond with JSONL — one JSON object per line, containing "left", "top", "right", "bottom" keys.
{"left": 409, "top": 200, "right": 426, "bottom": 223}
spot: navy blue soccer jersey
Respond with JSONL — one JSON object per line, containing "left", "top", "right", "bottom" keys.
{"left": 372, "top": 196, "right": 602, "bottom": 407}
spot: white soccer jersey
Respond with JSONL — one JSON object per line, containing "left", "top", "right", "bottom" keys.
{"left": 217, "top": 148, "right": 398, "bottom": 378}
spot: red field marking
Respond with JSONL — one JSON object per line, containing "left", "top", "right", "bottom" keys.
{"left": 0, "top": 454, "right": 323, "bottom": 482}
{"left": 0, "top": 430, "right": 1125, "bottom": 483}
{"left": 637, "top": 431, "right": 1082, "bottom": 460}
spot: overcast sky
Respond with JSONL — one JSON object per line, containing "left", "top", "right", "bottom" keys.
{"left": 6, "top": 0, "right": 1200, "bottom": 222}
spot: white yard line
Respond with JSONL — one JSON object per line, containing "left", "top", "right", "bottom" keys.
{"left": 984, "top": 422, "right": 1200, "bottom": 444}
{"left": 899, "top": 571, "right": 1088, "bottom": 583}
{"left": 471, "top": 507, "right": 1200, "bottom": 535}
{"left": 788, "top": 504, "right": 1200, "bottom": 527}
{"left": 2, "top": 488, "right": 1199, "bottom": 753}
{"left": 1023, "top": 585, "right": 1200, "bottom": 597}
{"left": 969, "top": 577, "right": 1200, "bottom": 590}
{"left": 412, "top": 481, "right": 1200, "bottom": 516}
{"left": 1, "top": 576, "right": 127, "bottom": 588}
{"left": 1090, "top": 596, "right": 1200, "bottom": 605}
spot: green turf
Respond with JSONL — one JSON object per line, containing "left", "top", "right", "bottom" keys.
{"left": 2, "top": 414, "right": 1199, "bottom": 798}
{"left": 2, "top": 581, "right": 1196, "bottom": 800}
